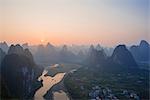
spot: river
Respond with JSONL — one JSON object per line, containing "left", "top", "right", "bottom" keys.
{"left": 34, "top": 64, "right": 68, "bottom": 100}
{"left": 53, "top": 90, "right": 69, "bottom": 100}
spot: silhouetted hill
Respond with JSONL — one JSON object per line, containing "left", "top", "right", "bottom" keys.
{"left": 22, "top": 43, "right": 29, "bottom": 49}
{"left": 111, "top": 45, "right": 137, "bottom": 68}
{"left": 130, "top": 40, "right": 150, "bottom": 63}
{"left": 46, "top": 42, "right": 55, "bottom": 49}
{"left": 96, "top": 44, "right": 102, "bottom": 51}
{"left": 8, "top": 44, "right": 24, "bottom": 55}
{"left": 76, "top": 50, "right": 86, "bottom": 63}
{"left": 46, "top": 43, "right": 59, "bottom": 62}
{"left": 85, "top": 44, "right": 138, "bottom": 72}
{"left": 88, "top": 45, "right": 95, "bottom": 54}
{"left": 8, "top": 44, "right": 35, "bottom": 65}
{"left": 0, "top": 41, "right": 9, "bottom": 53}
{"left": 1, "top": 54, "right": 34, "bottom": 98}
{"left": 34, "top": 43, "right": 59, "bottom": 65}
{"left": 59, "top": 45, "right": 77, "bottom": 63}
{"left": 86, "top": 45, "right": 107, "bottom": 67}
{"left": 1, "top": 44, "right": 42, "bottom": 99}
{"left": 0, "top": 48, "right": 6, "bottom": 67}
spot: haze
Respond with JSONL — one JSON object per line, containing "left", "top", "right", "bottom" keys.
{"left": 0, "top": 0, "right": 149, "bottom": 46}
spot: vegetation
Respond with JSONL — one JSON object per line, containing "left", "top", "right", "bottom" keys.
{"left": 46, "top": 63, "right": 81, "bottom": 76}
{"left": 64, "top": 66, "right": 149, "bottom": 99}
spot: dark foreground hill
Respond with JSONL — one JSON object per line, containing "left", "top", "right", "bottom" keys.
{"left": 1, "top": 44, "right": 43, "bottom": 99}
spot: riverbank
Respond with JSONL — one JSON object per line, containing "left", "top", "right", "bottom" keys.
{"left": 44, "top": 75, "right": 71, "bottom": 100}
{"left": 34, "top": 63, "right": 81, "bottom": 100}
{"left": 34, "top": 71, "right": 66, "bottom": 100}
{"left": 45, "top": 63, "right": 81, "bottom": 100}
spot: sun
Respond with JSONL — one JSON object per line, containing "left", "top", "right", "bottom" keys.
{"left": 40, "top": 39, "right": 44, "bottom": 43}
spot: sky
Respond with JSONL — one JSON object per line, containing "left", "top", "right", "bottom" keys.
{"left": 0, "top": 0, "right": 149, "bottom": 46}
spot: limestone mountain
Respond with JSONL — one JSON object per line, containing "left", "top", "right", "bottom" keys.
{"left": 1, "top": 44, "right": 42, "bottom": 99}
{"left": 130, "top": 40, "right": 150, "bottom": 63}
{"left": 86, "top": 45, "right": 107, "bottom": 67}
{"left": 96, "top": 44, "right": 102, "bottom": 51}
{"left": 22, "top": 43, "right": 29, "bottom": 49}
{"left": 34, "top": 43, "right": 59, "bottom": 64}
{"left": 0, "top": 41, "right": 9, "bottom": 53}
{"left": 59, "top": 45, "right": 77, "bottom": 63}
{"left": 0, "top": 48, "right": 6, "bottom": 67}
{"left": 111, "top": 45, "right": 137, "bottom": 68}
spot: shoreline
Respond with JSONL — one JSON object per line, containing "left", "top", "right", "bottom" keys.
{"left": 34, "top": 63, "right": 81, "bottom": 100}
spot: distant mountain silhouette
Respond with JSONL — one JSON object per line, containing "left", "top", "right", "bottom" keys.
{"left": 46, "top": 43, "right": 58, "bottom": 61}
{"left": 111, "top": 45, "right": 137, "bottom": 67}
{"left": 59, "top": 45, "right": 77, "bottom": 63}
{"left": 46, "top": 42, "right": 55, "bottom": 49}
{"left": 22, "top": 43, "right": 29, "bottom": 49}
{"left": 85, "top": 44, "right": 138, "bottom": 71}
{"left": 0, "top": 41, "right": 9, "bottom": 53}
{"left": 130, "top": 40, "right": 150, "bottom": 63}
{"left": 34, "top": 43, "right": 79, "bottom": 64}
{"left": 86, "top": 45, "right": 107, "bottom": 67}
{"left": 34, "top": 43, "right": 59, "bottom": 64}
{"left": 96, "top": 44, "right": 103, "bottom": 51}
{"left": 88, "top": 45, "right": 95, "bottom": 54}
{"left": 103, "top": 47, "right": 114, "bottom": 57}
{"left": 77, "top": 50, "right": 86, "bottom": 62}
{"left": 1, "top": 44, "right": 42, "bottom": 99}
{"left": 0, "top": 48, "right": 6, "bottom": 67}
{"left": 8, "top": 44, "right": 35, "bottom": 64}
{"left": 8, "top": 44, "right": 24, "bottom": 55}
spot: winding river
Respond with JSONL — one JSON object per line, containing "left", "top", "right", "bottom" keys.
{"left": 53, "top": 90, "right": 69, "bottom": 100}
{"left": 34, "top": 64, "right": 67, "bottom": 100}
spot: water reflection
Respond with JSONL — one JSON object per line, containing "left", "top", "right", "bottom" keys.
{"left": 34, "top": 68, "right": 66, "bottom": 100}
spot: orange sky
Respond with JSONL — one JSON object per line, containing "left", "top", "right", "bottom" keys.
{"left": 0, "top": 0, "right": 149, "bottom": 46}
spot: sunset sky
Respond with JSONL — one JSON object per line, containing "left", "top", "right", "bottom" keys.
{"left": 0, "top": 0, "right": 149, "bottom": 46}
